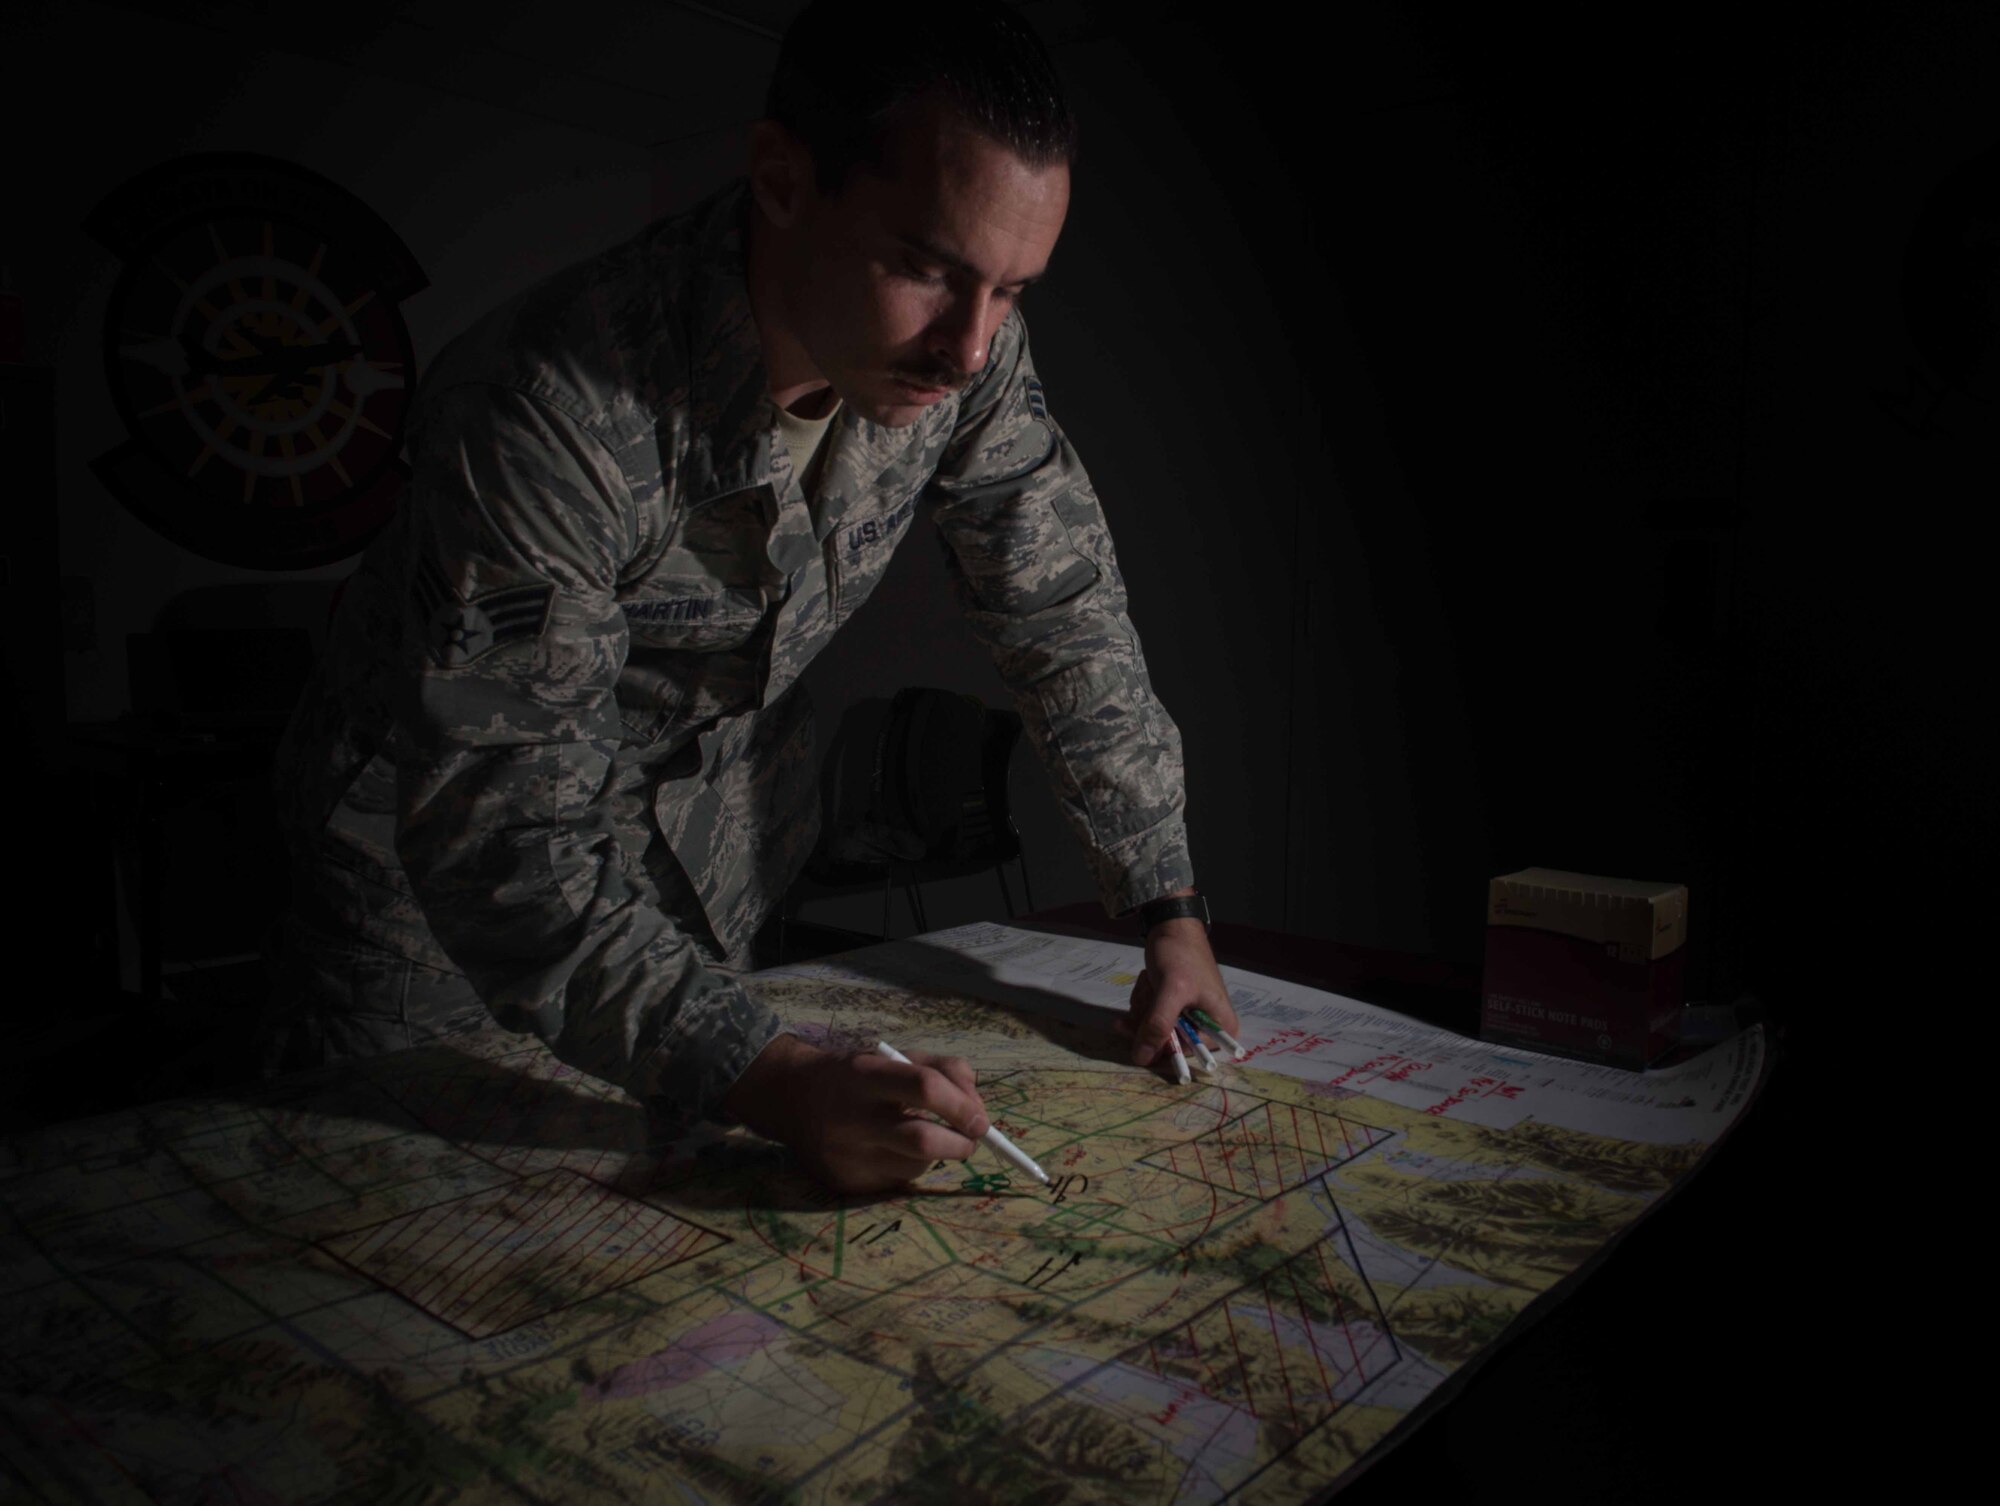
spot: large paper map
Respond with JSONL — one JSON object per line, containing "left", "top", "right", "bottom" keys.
{"left": 0, "top": 951, "right": 1756, "bottom": 1503}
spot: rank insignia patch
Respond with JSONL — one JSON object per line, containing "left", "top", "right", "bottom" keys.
{"left": 413, "top": 555, "right": 552, "bottom": 667}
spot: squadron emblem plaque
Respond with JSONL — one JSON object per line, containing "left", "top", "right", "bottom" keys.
{"left": 86, "top": 153, "right": 427, "bottom": 568}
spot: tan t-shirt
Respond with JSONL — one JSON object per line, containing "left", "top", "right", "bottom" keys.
{"left": 774, "top": 389, "right": 842, "bottom": 501}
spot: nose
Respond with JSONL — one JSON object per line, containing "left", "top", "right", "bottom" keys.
{"left": 926, "top": 293, "right": 995, "bottom": 384}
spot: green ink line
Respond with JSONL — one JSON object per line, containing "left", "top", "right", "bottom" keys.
{"left": 900, "top": 1202, "right": 958, "bottom": 1263}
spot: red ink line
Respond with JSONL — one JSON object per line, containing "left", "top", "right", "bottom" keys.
{"left": 452, "top": 1174, "right": 602, "bottom": 1318}
{"left": 680, "top": 1223, "right": 721, "bottom": 1264}
{"left": 1286, "top": 1261, "right": 1334, "bottom": 1403}
{"left": 1310, "top": 1106, "right": 1331, "bottom": 1167}
{"left": 639, "top": 1210, "right": 697, "bottom": 1266}
{"left": 641, "top": 1219, "right": 689, "bottom": 1268}
{"left": 390, "top": 1201, "right": 476, "bottom": 1293}
{"left": 1221, "top": 1298, "right": 1260, "bottom": 1418}
{"left": 626, "top": 1210, "right": 684, "bottom": 1275}
{"left": 350, "top": 1202, "right": 425, "bottom": 1272}
{"left": 566, "top": 1196, "right": 651, "bottom": 1286}
{"left": 458, "top": 1208, "right": 552, "bottom": 1328}
{"left": 510, "top": 1171, "right": 609, "bottom": 1272}
{"left": 1196, "top": 1133, "right": 1234, "bottom": 1194}
{"left": 406, "top": 1196, "right": 505, "bottom": 1312}
{"left": 1334, "top": 1113, "right": 1355, "bottom": 1159}
{"left": 1149, "top": 1339, "right": 1164, "bottom": 1376}
{"left": 553, "top": 1202, "right": 632, "bottom": 1296}
{"left": 1289, "top": 1104, "right": 1309, "bottom": 1183}
{"left": 1262, "top": 1279, "right": 1303, "bottom": 1433}
{"left": 602, "top": 1205, "right": 676, "bottom": 1279}
{"left": 452, "top": 1194, "right": 591, "bottom": 1322}
{"left": 1186, "top": 1319, "right": 1226, "bottom": 1400}
{"left": 416, "top": 1192, "right": 498, "bottom": 1296}
{"left": 1192, "top": 1182, "right": 1222, "bottom": 1246}
{"left": 637, "top": 1213, "right": 706, "bottom": 1270}
{"left": 1244, "top": 1113, "right": 1268, "bottom": 1198}
{"left": 532, "top": 1169, "right": 615, "bottom": 1260}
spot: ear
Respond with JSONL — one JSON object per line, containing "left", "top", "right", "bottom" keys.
{"left": 749, "top": 119, "right": 814, "bottom": 230}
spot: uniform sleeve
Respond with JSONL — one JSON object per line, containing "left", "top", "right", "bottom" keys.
{"left": 925, "top": 309, "right": 1195, "bottom": 915}
{"left": 391, "top": 381, "right": 783, "bottom": 1128}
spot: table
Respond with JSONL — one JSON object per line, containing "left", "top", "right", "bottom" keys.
{"left": 0, "top": 919, "right": 1784, "bottom": 1503}
{"left": 1011, "top": 904, "right": 1796, "bottom": 1502}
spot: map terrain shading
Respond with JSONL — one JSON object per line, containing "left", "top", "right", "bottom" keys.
{"left": 0, "top": 972, "right": 1734, "bottom": 1503}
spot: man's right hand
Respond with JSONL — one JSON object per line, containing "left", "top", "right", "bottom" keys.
{"left": 718, "top": 1034, "right": 990, "bottom": 1194}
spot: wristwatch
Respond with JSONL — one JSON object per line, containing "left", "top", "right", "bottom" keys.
{"left": 1137, "top": 890, "right": 1209, "bottom": 935}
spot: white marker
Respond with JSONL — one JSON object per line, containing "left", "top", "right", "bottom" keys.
{"left": 1192, "top": 1010, "right": 1248, "bottom": 1061}
{"left": 1164, "top": 1027, "right": 1192, "bottom": 1085}
{"left": 874, "top": 1041, "right": 1051, "bottom": 1184}
{"left": 1179, "top": 1019, "right": 1218, "bottom": 1072}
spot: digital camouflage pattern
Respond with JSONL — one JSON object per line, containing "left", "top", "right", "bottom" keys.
{"left": 273, "top": 177, "right": 1193, "bottom": 1129}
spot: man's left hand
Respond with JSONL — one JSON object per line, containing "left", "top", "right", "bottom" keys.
{"left": 1122, "top": 916, "right": 1239, "bottom": 1070}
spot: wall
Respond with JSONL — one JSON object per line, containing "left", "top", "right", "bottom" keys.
{"left": 9, "top": 0, "right": 658, "bottom": 722}
{"left": 737, "top": 31, "right": 1316, "bottom": 940}
{"left": 5, "top": 0, "right": 659, "bottom": 985}
{"left": 7, "top": 2, "right": 1983, "bottom": 1034}
{"left": 1738, "top": 11, "right": 1994, "bottom": 1014}
{"left": 1089, "top": 8, "right": 1992, "bottom": 1016}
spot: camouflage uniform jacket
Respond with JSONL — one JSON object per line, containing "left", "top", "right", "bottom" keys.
{"left": 275, "top": 176, "right": 1193, "bottom": 1127}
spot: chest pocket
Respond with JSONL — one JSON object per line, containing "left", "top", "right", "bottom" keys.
{"left": 616, "top": 581, "right": 771, "bottom": 745}
{"left": 625, "top": 484, "right": 781, "bottom": 647}
{"left": 622, "top": 583, "right": 767, "bottom": 651}
{"left": 829, "top": 492, "right": 919, "bottom": 623}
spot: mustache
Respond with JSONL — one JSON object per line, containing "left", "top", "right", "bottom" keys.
{"left": 895, "top": 370, "right": 969, "bottom": 391}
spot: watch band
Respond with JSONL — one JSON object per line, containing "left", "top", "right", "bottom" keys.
{"left": 1138, "top": 892, "right": 1209, "bottom": 934}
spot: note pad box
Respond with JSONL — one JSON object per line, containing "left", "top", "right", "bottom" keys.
{"left": 1480, "top": 868, "right": 1687, "bottom": 1069}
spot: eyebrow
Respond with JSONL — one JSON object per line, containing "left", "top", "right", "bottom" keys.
{"left": 896, "top": 233, "right": 1048, "bottom": 289}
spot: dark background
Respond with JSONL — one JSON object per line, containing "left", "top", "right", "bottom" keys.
{"left": 0, "top": 0, "right": 1975, "bottom": 1497}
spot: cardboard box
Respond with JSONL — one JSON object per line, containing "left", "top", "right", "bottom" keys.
{"left": 1480, "top": 868, "right": 1687, "bottom": 1068}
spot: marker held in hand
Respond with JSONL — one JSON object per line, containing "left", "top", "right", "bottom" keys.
{"left": 873, "top": 1041, "right": 1050, "bottom": 1184}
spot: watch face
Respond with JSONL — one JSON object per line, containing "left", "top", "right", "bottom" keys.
{"left": 86, "top": 153, "right": 428, "bottom": 569}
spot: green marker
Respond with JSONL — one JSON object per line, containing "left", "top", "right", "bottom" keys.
{"left": 1191, "top": 1008, "right": 1246, "bottom": 1060}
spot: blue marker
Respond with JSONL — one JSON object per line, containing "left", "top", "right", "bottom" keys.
{"left": 1177, "top": 1016, "right": 1218, "bottom": 1072}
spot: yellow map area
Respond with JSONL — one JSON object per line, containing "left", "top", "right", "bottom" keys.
{"left": 0, "top": 975, "right": 1705, "bottom": 1504}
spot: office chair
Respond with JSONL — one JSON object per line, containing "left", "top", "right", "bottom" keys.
{"left": 778, "top": 686, "right": 1033, "bottom": 958}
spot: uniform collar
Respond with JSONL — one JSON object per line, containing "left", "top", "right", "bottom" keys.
{"left": 681, "top": 178, "right": 949, "bottom": 523}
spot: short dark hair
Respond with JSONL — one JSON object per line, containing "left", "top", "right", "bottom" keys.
{"left": 765, "top": 0, "right": 1079, "bottom": 198}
